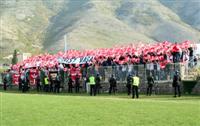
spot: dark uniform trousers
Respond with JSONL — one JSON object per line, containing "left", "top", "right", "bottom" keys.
{"left": 132, "top": 85, "right": 139, "bottom": 98}
{"left": 147, "top": 84, "right": 153, "bottom": 96}
{"left": 174, "top": 85, "right": 181, "bottom": 97}
{"left": 90, "top": 85, "right": 96, "bottom": 96}
{"left": 109, "top": 85, "right": 116, "bottom": 95}
{"left": 127, "top": 84, "right": 131, "bottom": 95}
{"left": 75, "top": 84, "right": 80, "bottom": 93}
{"left": 68, "top": 84, "right": 73, "bottom": 93}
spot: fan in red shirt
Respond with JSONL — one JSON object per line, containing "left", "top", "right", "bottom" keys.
{"left": 171, "top": 42, "right": 182, "bottom": 63}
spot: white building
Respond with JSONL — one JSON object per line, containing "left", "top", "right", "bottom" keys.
{"left": 17, "top": 53, "right": 32, "bottom": 62}
{"left": 195, "top": 44, "right": 200, "bottom": 55}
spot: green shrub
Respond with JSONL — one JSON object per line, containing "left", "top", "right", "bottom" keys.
{"left": 182, "top": 80, "right": 197, "bottom": 94}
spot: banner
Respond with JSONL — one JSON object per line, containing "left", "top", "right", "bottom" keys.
{"left": 58, "top": 56, "right": 93, "bottom": 64}
{"left": 12, "top": 73, "right": 20, "bottom": 85}
{"left": 29, "top": 69, "right": 38, "bottom": 85}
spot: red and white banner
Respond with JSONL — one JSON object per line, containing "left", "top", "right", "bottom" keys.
{"left": 29, "top": 69, "right": 38, "bottom": 85}
{"left": 12, "top": 73, "right": 20, "bottom": 85}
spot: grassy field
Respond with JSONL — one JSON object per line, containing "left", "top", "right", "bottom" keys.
{"left": 0, "top": 91, "right": 199, "bottom": 126}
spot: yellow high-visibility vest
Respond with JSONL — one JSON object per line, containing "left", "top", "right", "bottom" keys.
{"left": 44, "top": 77, "right": 49, "bottom": 85}
{"left": 133, "top": 76, "right": 140, "bottom": 86}
{"left": 89, "top": 76, "right": 95, "bottom": 85}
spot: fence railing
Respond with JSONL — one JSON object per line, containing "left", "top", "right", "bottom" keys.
{"left": 182, "top": 58, "right": 200, "bottom": 80}
{"left": 0, "top": 62, "right": 196, "bottom": 86}
{"left": 84, "top": 63, "right": 182, "bottom": 83}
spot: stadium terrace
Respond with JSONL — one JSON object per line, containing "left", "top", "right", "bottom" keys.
{"left": 11, "top": 40, "right": 195, "bottom": 71}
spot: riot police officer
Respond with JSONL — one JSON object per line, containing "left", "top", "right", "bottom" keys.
{"left": 109, "top": 75, "right": 117, "bottom": 95}
{"left": 54, "top": 74, "right": 61, "bottom": 93}
{"left": 126, "top": 74, "right": 133, "bottom": 95}
{"left": 75, "top": 74, "right": 80, "bottom": 93}
{"left": 172, "top": 71, "right": 181, "bottom": 97}
{"left": 68, "top": 75, "right": 73, "bottom": 93}
{"left": 22, "top": 74, "right": 28, "bottom": 93}
{"left": 95, "top": 74, "right": 101, "bottom": 94}
{"left": 36, "top": 74, "right": 41, "bottom": 92}
{"left": 146, "top": 74, "right": 154, "bottom": 96}
{"left": 3, "top": 76, "right": 7, "bottom": 91}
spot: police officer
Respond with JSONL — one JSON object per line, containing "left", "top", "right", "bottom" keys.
{"left": 36, "top": 74, "right": 41, "bottom": 92}
{"left": 109, "top": 75, "right": 117, "bottom": 95}
{"left": 172, "top": 71, "right": 181, "bottom": 97}
{"left": 75, "top": 74, "right": 80, "bottom": 93}
{"left": 25, "top": 69, "right": 30, "bottom": 90}
{"left": 44, "top": 75, "right": 49, "bottom": 92}
{"left": 89, "top": 75, "right": 96, "bottom": 96}
{"left": 18, "top": 73, "right": 22, "bottom": 91}
{"left": 146, "top": 74, "right": 154, "bottom": 96}
{"left": 68, "top": 75, "right": 73, "bottom": 93}
{"left": 132, "top": 74, "right": 140, "bottom": 99}
{"left": 3, "top": 76, "right": 7, "bottom": 91}
{"left": 49, "top": 75, "right": 54, "bottom": 93}
{"left": 22, "top": 74, "right": 28, "bottom": 93}
{"left": 126, "top": 74, "right": 133, "bottom": 95}
{"left": 95, "top": 74, "right": 101, "bottom": 94}
{"left": 54, "top": 74, "right": 61, "bottom": 93}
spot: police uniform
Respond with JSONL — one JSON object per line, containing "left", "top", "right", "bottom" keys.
{"left": 146, "top": 75, "right": 154, "bottom": 96}
{"left": 132, "top": 75, "right": 140, "bottom": 99}
{"left": 89, "top": 75, "right": 96, "bottom": 96}
{"left": 3, "top": 77, "right": 7, "bottom": 91}
{"left": 172, "top": 71, "right": 181, "bottom": 97}
{"left": 126, "top": 75, "right": 133, "bottom": 95}
{"left": 75, "top": 75, "right": 80, "bottom": 93}
{"left": 95, "top": 75, "right": 101, "bottom": 94}
{"left": 44, "top": 76, "right": 49, "bottom": 92}
{"left": 36, "top": 75, "right": 41, "bottom": 92}
{"left": 68, "top": 77, "right": 73, "bottom": 93}
{"left": 109, "top": 76, "right": 117, "bottom": 95}
{"left": 54, "top": 75, "right": 61, "bottom": 93}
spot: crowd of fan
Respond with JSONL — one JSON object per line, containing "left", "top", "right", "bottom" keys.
{"left": 1, "top": 41, "right": 199, "bottom": 94}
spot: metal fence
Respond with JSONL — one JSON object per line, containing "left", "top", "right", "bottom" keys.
{"left": 0, "top": 62, "right": 199, "bottom": 94}
{"left": 1, "top": 62, "right": 198, "bottom": 87}
{"left": 182, "top": 59, "right": 200, "bottom": 80}
{"left": 85, "top": 63, "right": 182, "bottom": 83}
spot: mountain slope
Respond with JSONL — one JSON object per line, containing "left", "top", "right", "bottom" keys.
{"left": 115, "top": 0, "right": 200, "bottom": 42}
{"left": 0, "top": 0, "right": 64, "bottom": 56}
{"left": 159, "top": 0, "right": 200, "bottom": 31}
{"left": 44, "top": 0, "right": 154, "bottom": 52}
{"left": 0, "top": 0, "right": 200, "bottom": 59}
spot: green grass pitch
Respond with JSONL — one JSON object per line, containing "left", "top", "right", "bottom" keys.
{"left": 0, "top": 92, "right": 199, "bottom": 126}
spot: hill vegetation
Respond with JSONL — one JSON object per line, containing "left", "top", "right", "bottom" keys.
{"left": 0, "top": 0, "right": 200, "bottom": 58}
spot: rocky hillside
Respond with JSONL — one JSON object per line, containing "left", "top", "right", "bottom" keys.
{"left": 0, "top": 0, "right": 200, "bottom": 58}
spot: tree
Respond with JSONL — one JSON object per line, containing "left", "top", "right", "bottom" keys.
{"left": 12, "top": 49, "right": 18, "bottom": 65}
